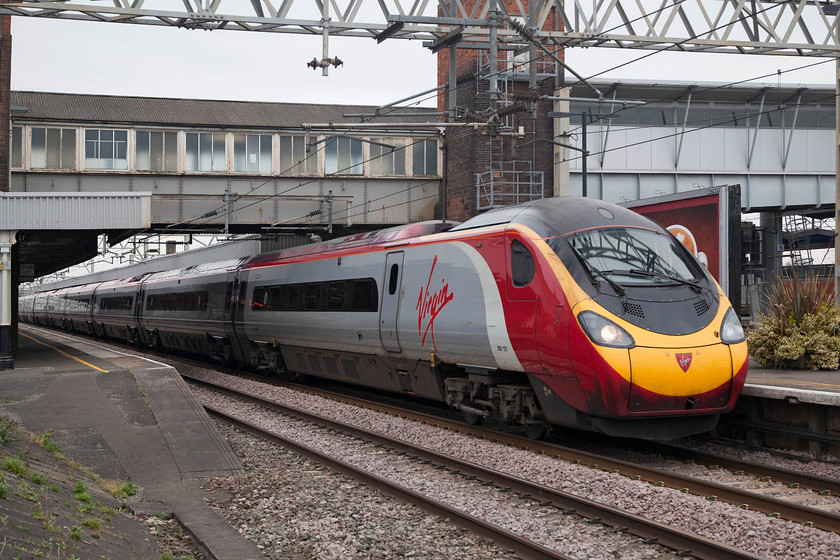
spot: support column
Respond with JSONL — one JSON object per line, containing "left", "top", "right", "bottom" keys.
{"left": 835, "top": 59, "right": 840, "bottom": 303}
{"left": 0, "top": 230, "right": 17, "bottom": 370}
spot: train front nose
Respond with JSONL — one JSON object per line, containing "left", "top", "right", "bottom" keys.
{"left": 626, "top": 344, "right": 735, "bottom": 413}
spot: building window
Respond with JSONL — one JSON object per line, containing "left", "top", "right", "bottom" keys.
{"left": 32, "top": 127, "right": 76, "bottom": 169}
{"left": 325, "top": 136, "right": 363, "bottom": 175}
{"left": 11, "top": 126, "right": 22, "bottom": 169}
{"left": 136, "top": 130, "right": 177, "bottom": 171}
{"left": 185, "top": 132, "right": 226, "bottom": 172}
{"left": 85, "top": 129, "right": 127, "bottom": 170}
{"left": 279, "top": 135, "right": 317, "bottom": 174}
{"left": 412, "top": 139, "right": 438, "bottom": 176}
{"left": 233, "top": 133, "right": 272, "bottom": 173}
{"left": 369, "top": 137, "right": 406, "bottom": 176}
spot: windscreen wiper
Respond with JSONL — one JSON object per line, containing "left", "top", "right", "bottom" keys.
{"left": 569, "top": 245, "right": 626, "bottom": 297}
{"left": 620, "top": 268, "right": 704, "bottom": 293}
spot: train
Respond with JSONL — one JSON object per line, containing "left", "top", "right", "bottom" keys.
{"left": 19, "top": 197, "right": 748, "bottom": 440}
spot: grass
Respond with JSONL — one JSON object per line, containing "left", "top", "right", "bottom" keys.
{"left": 68, "top": 525, "right": 83, "bottom": 540}
{"left": 39, "top": 433, "right": 61, "bottom": 455}
{"left": 82, "top": 517, "right": 103, "bottom": 531}
{"left": 0, "top": 419, "right": 11, "bottom": 446}
{"left": 2, "top": 456, "right": 30, "bottom": 478}
{"left": 72, "top": 481, "right": 92, "bottom": 503}
{"left": 100, "top": 479, "right": 137, "bottom": 499}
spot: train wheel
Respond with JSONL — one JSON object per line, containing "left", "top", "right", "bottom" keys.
{"left": 274, "top": 368, "right": 298, "bottom": 382}
{"left": 523, "top": 421, "right": 549, "bottom": 440}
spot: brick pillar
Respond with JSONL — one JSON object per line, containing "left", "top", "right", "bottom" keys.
{"left": 0, "top": 12, "right": 10, "bottom": 194}
{"left": 438, "top": 1, "right": 563, "bottom": 222}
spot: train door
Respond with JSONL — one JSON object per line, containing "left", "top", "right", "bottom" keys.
{"left": 227, "top": 270, "right": 250, "bottom": 364}
{"left": 380, "top": 251, "right": 404, "bottom": 353}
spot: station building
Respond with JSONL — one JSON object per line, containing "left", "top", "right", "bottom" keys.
{"left": 10, "top": 91, "right": 443, "bottom": 239}
{"left": 8, "top": 80, "right": 838, "bottom": 323}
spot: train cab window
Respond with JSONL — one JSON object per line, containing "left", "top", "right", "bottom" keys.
{"left": 388, "top": 264, "right": 399, "bottom": 295}
{"left": 511, "top": 240, "right": 536, "bottom": 287}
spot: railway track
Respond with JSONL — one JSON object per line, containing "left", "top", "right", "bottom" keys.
{"left": 150, "top": 344, "right": 840, "bottom": 534}
{"left": 282, "top": 378, "right": 840, "bottom": 533}
{"left": 187, "top": 372, "right": 770, "bottom": 560}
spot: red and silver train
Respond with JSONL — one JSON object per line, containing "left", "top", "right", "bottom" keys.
{"left": 20, "top": 197, "right": 748, "bottom": 439}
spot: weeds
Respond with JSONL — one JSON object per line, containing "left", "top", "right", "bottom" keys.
{"left": 72, "top": 482, "right": 91, "bottom": 503}
{"left": 2, "top": 457, "right": 29, "bottom": 478}
{"left": 39, "top": 434, "right": 60, "bottom": 455}
{"left": 30, "top": 473, "right": 47, "bottom": 486}
{"left": 0, "top": 420, "right": 11, "bottom": 446}
{"left": 82, "top": 517, "right": 103, "bottom": 530}
{"left": 100, "top": 479, "right": 137, "bottom": 499}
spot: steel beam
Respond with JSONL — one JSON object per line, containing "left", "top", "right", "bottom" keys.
{"left": 3, "top": 0, "right": 840, "bottom": 55}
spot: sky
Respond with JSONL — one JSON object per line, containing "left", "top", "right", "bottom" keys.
{"left": 10, "top": 15, "right": 839, "bottom": 108}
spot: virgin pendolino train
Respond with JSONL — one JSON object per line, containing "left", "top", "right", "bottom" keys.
{"left": 20, "top": 197, "right": 748, "bottom": 439}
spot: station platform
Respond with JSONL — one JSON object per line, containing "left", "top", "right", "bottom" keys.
{"left": 1, "top": 324, "right": 263, "bottom": 560}
{"left": 744, "top": 360, "right": 840, "bottom": 405}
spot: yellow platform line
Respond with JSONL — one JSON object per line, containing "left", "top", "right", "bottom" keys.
{"left": 21, "top": 332, "right": 110, "bottom": 373}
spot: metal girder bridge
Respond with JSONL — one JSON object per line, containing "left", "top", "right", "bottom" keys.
{"left": 2, "top": 0, "right": 840, "bottom": 57}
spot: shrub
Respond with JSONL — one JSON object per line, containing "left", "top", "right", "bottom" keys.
{"left": 747, "top": 273, "right": 840, "bottom": 370}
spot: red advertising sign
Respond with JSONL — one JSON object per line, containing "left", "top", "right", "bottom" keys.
{"left": 628, "top": 192, "right": 721, "bottom": 284}
{"left": 621, "top": 186, "right": 741, "bottom": 313}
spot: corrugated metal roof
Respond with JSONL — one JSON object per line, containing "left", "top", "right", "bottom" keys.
{"left": 0, "top": 192, "right": 151, "bottom": 230}
{"left": 573, "top": 79, "right": 836, "bottom": 106}
{"left": 10, "top": 91, "right": 439, "bottom": 129}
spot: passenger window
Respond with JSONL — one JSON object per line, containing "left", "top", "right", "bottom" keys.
{"left": 304, "top": 284, "right": 321, "bottom": 310}
{"left": 388, "top": 264, "right": 399, "bottom": 296}
{"left": 511, "top": 240, "right": 535, "bottom": 287}
{"left": 326, "top": 282, "right": 346, "bottom": 310}
{"left": 352, "top": 280, "right": 375, "bottom": 311}
{"left": 286, "top": 285, "right": 302, "bottom": 310}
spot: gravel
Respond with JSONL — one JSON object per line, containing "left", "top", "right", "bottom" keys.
{"left": 203, "top": 419, "right": 519, "bottom": 560}
{"left": 26, "top": 330, "right": 839, "bottom": 560}
{"left": 182, "top": 367, "right": 840, "bottom": 560}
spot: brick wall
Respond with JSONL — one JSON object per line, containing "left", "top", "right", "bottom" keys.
{"left": 0, "top": 14, "right": 10, "bottom": 193}
{"left": 437, "top": 2, "right": 563, "bottom": 222}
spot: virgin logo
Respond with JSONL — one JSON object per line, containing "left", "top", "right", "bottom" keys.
{"left": 676, "top": 353, "right": 693, "bottom": 373}
{"left": 416, "top": 255, "right": 454, "bottom": 353}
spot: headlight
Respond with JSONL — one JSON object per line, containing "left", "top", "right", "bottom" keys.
{"left": 577, "top": 311, "right": 635, "bottom": 349}
{"left": 720, "top": 307, "right": 745, "bottom": 344}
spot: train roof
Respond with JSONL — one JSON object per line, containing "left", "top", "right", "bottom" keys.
{"left": 242, "top": 221, "right": 453, "bottom": 268}
{"left": 143, "top": 258, "right": 246, "bottom": 283}
{"left": 451, "top": 197, "right": 665, "bottom": 238}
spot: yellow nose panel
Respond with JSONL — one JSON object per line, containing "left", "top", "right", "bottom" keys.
{"left": 629, "top": 344, "right": 733, "bottom": 396}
